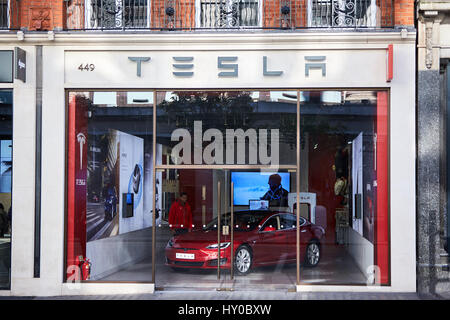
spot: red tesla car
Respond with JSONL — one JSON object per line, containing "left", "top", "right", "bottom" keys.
{"left": 165, "top": 210, "right": 325, "bottom": 275}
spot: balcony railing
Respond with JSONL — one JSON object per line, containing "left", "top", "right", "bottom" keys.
{"left": 200, "top": 0, "right": 260, "bottom": 28}
{"left": 0, "top": 0, "right": 19, "bottom": 30}
{"left": 64, "top": 0, "right": 395, "bottom": 31}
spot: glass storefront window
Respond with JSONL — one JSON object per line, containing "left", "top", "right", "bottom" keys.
{"left": 66, "top": 91, "right": 155, "bottom": 282}
{"left": 299, "top": 90, "right": 389, "bottom": 285}
{"left": 156, "top": 91, "right": 297, "bottom": 167}
{"left": 0, "top": 90, "right": 12, "bottom": 289}
{"left": 66, "top": 89, "right": 389, "bottom": 288}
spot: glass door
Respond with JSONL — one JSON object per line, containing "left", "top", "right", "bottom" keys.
{"left": 155, "top": 168, "right": 227, "bottom": 290}
{"left": 219, "top": 169, "right": 298, "bottom": 291}
{"left": 155, "top": 167, "right": 298, "bottom": 291}
{"left": 154, "top": 90, "right": 299, "bottom": 290}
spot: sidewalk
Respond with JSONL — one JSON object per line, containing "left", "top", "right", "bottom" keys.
{"left": 27, "top": 290, "right": 448, "bottom": 300}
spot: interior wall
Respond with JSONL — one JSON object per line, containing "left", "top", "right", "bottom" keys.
{"left": 307, "top": 134, "right": 341, "bottom": 244}
{"left": 179, "top": 169, "right": 213, "bottom": 226}
{"left": 347, "top": 228, "right": 373, "bottom": 282}
{"left": 212, "top": 170, "right": 226, "bottom": 219}
{"left": 86, "top": 228, "right": 152, "bottom": 280}
{"left": 300, "top": 132, "right": 309, "bottom": 218}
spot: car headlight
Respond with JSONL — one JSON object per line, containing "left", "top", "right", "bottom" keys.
{"left": 168, "top": 239, "right": 173, "bottom": 247}
{"left": 206, "top": 242, "right": 230, "bottom": 250}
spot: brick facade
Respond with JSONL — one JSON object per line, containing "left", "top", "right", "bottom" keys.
{"left": 16, "top": 0, "right": 64, "bottom": 30}
{"left": 151, "top": 0, "right": 195, "bottom": 29}
{"left": 394, "top": 0, "right": 414, "bottom": 26}
{"left": 263, "top": 0, "right": 307, "bottom": 28}
{"left": 9, "top": 0, "right": 414, "bottom": 30}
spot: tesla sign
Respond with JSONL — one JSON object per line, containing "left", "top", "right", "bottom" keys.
{"left": 65, "top": 50, "right": 389, "bottom": 87}
{"left": 126, "top": 55, "right": 326, "bottom": 78}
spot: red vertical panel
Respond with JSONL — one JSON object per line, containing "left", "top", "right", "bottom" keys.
{"left": 66, "top": 94, "right": 88, "bottom": 279}
{"left": 376, "top": 91, "right": 389, "bottom": 284}
{"left": 386, "top": 44, "right": 393, "bottom": 82}
{"left": 308, "top": 134, "right": 341, "bottom": 244}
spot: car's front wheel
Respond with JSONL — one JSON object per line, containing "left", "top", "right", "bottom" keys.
{"left": 304, "top": 241, "right": 321, "bottom": 267}
{"left": 234, "top": 245, "right": 252, "bottom": 275}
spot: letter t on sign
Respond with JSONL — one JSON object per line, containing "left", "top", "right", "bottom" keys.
{"left": 129, "top": 57, "right": 151, "bottom": 77}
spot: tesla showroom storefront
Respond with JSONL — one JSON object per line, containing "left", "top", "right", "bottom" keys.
{"left": 67, "top": 88, "right": 389, "bottom": 289}
{"left": 17, "top": 33, "right": 415, "bottom": 295}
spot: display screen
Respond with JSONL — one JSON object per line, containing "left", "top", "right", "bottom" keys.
{"left": 231, "top": 172, "right": 290, "bottom": 206}
{"left": 126, "top": 193, "right": 133, "bottom": 205}
{"left": 249, "top": 200, "right": 269, "bottom": 210}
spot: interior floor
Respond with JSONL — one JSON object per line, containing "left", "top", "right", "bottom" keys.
{"left": 101, "top": 225, "right": 367, "bottom": 288}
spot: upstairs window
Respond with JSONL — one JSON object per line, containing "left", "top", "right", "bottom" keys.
{"left": 199, "top": 0, "right": 260, "bottom": 28}
{"left": 86, "top": 0, "right": 149, "bottom": 29}
{"left": 309, "top": 0, "right": 379, "bottom": 28}
{"left": 0, "top": 0, "right": 8, "bottom": 29}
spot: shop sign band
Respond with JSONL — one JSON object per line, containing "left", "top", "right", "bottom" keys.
{"left": 67, "top": 50, "right": 391, "bottom": 85}
{"left": 121, "top": 55, "right": 327, "bottom": 78}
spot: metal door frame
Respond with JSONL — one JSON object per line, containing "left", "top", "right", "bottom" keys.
{"left": 152, "top": 89, "right": 301, "bottom": 289}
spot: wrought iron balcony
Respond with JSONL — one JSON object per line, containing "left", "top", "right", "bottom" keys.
{"left": 64, "top": 0, "right": 395, "bottom": 31}
{"left": 0, "top": 0, "right": 19, "bottom": 30}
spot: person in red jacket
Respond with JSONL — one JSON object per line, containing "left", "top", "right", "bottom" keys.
{"left": 168, "top": 192, "right": 192, "bottom": 235}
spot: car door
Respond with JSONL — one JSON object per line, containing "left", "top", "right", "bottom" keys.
{"left": 254, "top": 215, "right": 288, "bottom": 264}
{"left": 279, "top": 213, "right": 297, "bottom": 262}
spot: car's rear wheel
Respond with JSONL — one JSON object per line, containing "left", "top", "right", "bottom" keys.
{"left": 234, "top": 245, "right": 252, "bottom": 275}
{"left": 304, "top": 241, "right": 321, "bottom": 267}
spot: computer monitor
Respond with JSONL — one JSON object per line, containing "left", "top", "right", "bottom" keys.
{"left": 231, "top": 171, "right": 290, "bottom": 206}
{"left": 249, "top": 200, "right": 269, "bottom": 211}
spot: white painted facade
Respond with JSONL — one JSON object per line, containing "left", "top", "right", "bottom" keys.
{"left": 0, "top": 31, "right": 416, "bottom": 296}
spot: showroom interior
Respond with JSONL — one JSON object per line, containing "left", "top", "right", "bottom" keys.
{"left": 65, "top": 89, "right": 389, "bottom": 290}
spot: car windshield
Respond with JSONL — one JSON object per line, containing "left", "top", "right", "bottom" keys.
{"left": 204, "top": 211, "right": 269, "bottom": 232}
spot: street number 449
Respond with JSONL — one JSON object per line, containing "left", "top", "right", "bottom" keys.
{"left": 78, "top": 63, "right": 95, "bottom": 71}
